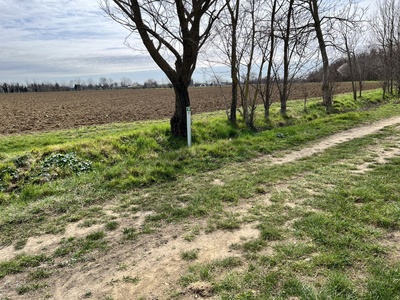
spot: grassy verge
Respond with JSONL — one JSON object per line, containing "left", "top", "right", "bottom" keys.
{"left": 0, "top": 89, "right": 400, "bottom": 298}
{"left": 176, "top": 125, "right": 400, "bottom": 299}
{"left": 0, "top": 90, "right": 398, "bottom": 243}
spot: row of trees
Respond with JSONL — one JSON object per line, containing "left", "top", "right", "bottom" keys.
{"left": 0, "top": 49, "right": 384, "bottom": 95}
{"left": 371, "top": 0, "right": 400, "bottom": 97}
{"left": 1, "top": 77, "right": 226, "bottom": 94}
{"left": 0, "top": 78, "right": 176, "bottom": 93}
{"left": 102, "top": 0, "right": 400, "bottom": 137}
{"left": 3, "top": 1, "right": 399, "bottom": 137}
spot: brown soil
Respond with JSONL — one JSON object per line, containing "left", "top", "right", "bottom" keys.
{"left": 0, "top": 82, "right": 381, "bottom": 135}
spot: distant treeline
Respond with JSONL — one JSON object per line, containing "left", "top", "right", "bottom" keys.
{"left": 0, "top": 48, "right": 388, "bottom": 94}
{"left": 306, "top": 49, "right": 382, "bottom": 83}
{"left": 0, "top": 78, "right": 165, "bottom": 94}
{"left": 1, "top": 77, "right": 229, "bottom": 94}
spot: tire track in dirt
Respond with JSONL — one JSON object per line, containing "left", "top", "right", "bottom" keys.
{"left": 259, "top": 116, "right": 400, "bottom": 165}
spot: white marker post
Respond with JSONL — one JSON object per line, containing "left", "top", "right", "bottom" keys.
{"left": 186, "top": 106, "right": 192, "bottom": 147}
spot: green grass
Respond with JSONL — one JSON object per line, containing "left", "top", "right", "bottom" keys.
{"left": 16, "top": 283, "right": 48, "bottom": 295}
{"left": 105, "top": 221, "right": 119, "bottom": 231}
{"left": 0, "top": 254, "right": 50, "bottom": 279}
{"left": 122, "top": 227, "right": 138, "bottom": 241}
{"left": 1, "top": 89, "right": 400, "bottom": 298}
{"left": 122, "top": 275, "right": 140, "bottom": 284}
{"left": 53, "top": 231, "right": 108, "bottom": 261}
{"left": 181, "top": 249, "right": 199, "bottom": 261}
{"left": 196, "top": 129, "right": 400, "bottom": 299}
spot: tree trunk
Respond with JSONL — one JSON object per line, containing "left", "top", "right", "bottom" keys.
{"left": 229, "top": 24, "right": 238, "bottom": 123}
{"left": 170, "top": 81, "right": 190, "bottom": 138}
{"left": 228, "top": 0, "right": 239, "bottom": 124}
{"left": 103, "top": 0, "right": 223, "bottom": 138}
{"left": 320, "top": 42, "right": 332, "bottom": 109}
{"left": 310, "top": 0, "right": 333, "bottom": 111}
{"left": 264, "top": 0, "right": 278, "bottom": 120}
{"left": 344, "top": 38, "right": 357, "bottom": 101}
{"left": 230, "top": 72, "right": 238, "bottom": 123}
{"left": 280, "top": 0, "right": 294, "bottom": 116}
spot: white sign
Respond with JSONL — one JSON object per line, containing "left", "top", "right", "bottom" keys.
{"left": 186, "top": 106, "right": 192, "bottom": 147}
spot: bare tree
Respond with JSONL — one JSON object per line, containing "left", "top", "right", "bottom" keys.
{"left": 237, "top": 0, "right": 265, "bottom": 129}
{"left": 303, "top": 0, "right": 333, "bottom": 109}
{"left": 260, "top": 0, "right": 279, "bottom": 120}
{"left": 336, "top": 4, "right": 367, "bottom": 100}
{"left": 99, "top": 77, "right": 109, "bottom": 89}
{"left": 101, "top": 0, "right": 224, "bottom": 137}
{"left": 371, "top": 0, "right": 400, "bottom": 97}
{"left": 273, "top": 0, "right": 312, "bottom": 115}
{"left": 212, "top": 0, "right": 267, "bottom": 128}
{"left": 2, "top": 83, "right": 8, "bottom": 93}
{"left": 87, "top": 78, "right": 95, "bottom": 90}
{"left": 208, "top": 0, "right": 240, "bottom": 123}
{"left": 107, "top": 78, "right": 115, "bottom": 89}
{"left": 215, "top": 0, "right": 312, "bottom": 125}
{"left": 225, "top": 0, "right": 240, "bottom": 123}
{"left": 300, "top": 0, "right": 362, "bottom": 111}
{"left": 276, "top": 0, "right": 295, "bottom": 115}
{"left": 120, "top": 77, "right": 132, "bottom": 88}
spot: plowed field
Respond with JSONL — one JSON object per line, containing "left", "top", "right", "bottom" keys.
{"left": 0, "top": 82, "right": 381, "bottom": 135}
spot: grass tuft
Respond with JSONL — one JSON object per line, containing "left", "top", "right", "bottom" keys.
{"left": 0, "top": 254, "right": 50, "bottom": 279}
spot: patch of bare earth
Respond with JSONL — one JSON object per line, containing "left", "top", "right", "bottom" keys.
{"left": 382, "top": 231, "right": 400, "bottom": 263}
{"left": 1, "top": 116, "right": 400, "bottom": 299}
{"left": 350, "top": 133, "right": 400, "bottom": 174}
{"left": 0, "top": 215, "right": 258, "bottom": 299}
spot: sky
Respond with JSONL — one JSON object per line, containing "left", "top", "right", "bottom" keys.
{"left": 0, "top": 0, "right": 377, "bottom": 86}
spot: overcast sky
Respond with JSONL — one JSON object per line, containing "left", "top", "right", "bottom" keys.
{"left": 0, "top": 0, "right": 377, "bottom": 85}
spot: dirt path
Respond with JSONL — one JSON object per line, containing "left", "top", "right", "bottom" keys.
{"left": 259, "top": 116, "right": 400, "bottom": 166}
{"left": 1, "top": 116, "right": 400, "bottom": 300}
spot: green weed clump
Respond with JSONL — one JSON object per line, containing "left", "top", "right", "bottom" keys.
{"left": 0, "top": 163, "right": 18, "bottom": 192}
{"left": 0, "top": 254, "right": 50, "bottom": 279}
{"left": 181, "top": 249, "right": 199, "bottom": 261}
{"left": 40, "top": 152, "right": 92, "bottom": 176}
{"left": 0, "top": 151, "right": 92, "bottom": 202}
{"left": 54, "top": 231, "right": 108, "bottom": 261}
